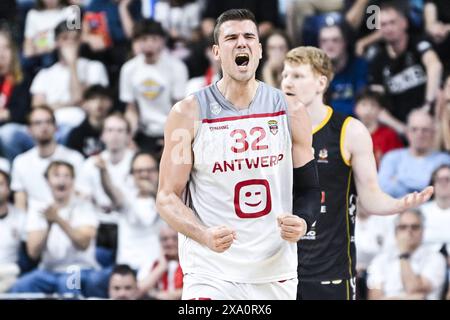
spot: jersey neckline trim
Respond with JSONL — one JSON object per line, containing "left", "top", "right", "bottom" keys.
{"left": 312, "top": 106, "right": 333, "bottom": 134}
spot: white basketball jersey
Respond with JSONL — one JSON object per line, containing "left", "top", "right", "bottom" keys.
{"left": 180, "top": 81, "right": 297, "bottom": 283}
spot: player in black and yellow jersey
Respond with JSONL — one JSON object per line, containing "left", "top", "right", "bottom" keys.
{"left": 281, "top": 46, "right": 434, "bottom": 300}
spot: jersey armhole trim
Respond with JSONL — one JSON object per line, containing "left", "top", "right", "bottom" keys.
{"left": 191, "top": 93, "right": 203, "bottom": 149}
{"left": 312, "top": 106, "right": 333, "bottom": 134}
{"left": 340, "top": 117, "right": 352, "bottom": 167}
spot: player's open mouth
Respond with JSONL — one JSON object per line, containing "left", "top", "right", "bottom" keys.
{"left": 284, "top": 92, "right": 295, "bottom": 96}
{"left": 235, "top": 53, "right": 249, "bottom": 67}
{"left": 244, "top": 201, "right": 262, "bottom": 207}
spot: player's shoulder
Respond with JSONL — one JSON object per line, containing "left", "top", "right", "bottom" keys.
{"left": 260, "top": 81, "right": 286, "bottom": 102}
{"left": 343, "top": 117, "right": 374, "bottom": 153}
{"left": 345, "top": 116, "right": 370, "bottom": 137}
{"left": 171, "top": 94, "right": 200, "bottom": 122}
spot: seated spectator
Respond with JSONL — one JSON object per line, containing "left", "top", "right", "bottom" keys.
{"left": 260, "top": 30, "right": 291, "bottom": 89}
{"left": 354, "top": 89, "right": 403, "bottom": 167}
{"left": 81, "top": 0, "right": 142, "bottom": 84}
{"left": 108, "top": 264, "right": 139, "bottom": 300}
{"left": 138, "top": 224, "right": 182, "bottom": 300}
{"left": 378, "top": 109, "right": 450, "bottom": 198}
{"left": 319, "top": 23, "right": 368, "bottom": 116}
{"left": 424, "top": 0, "right": 450, "bottom": 74}
{"left": 345, "top": 0, "right": 423, "bottom": 57}
{"left": 367, "top": 209, "right": 447, "bottom": 300}
{"left": 9, "top": 161, "right": 103, "bottom": 297}
{"left": 22, "top": 0, "right": 74, "bottom": 67}
{"left": 120, "top": 19, "right": 188, "bottom": 154}
{"left": 11, "top": 106, "right": 84, "bottom": 212}
{"left": 0, "top": 28, "right": 32, "bottom": 162}
{"left": 66, "top": 85, "right": 113, "bottom": 158}
{"left": 420, "top": 165, "right": 450, "bottom": 252}
{"left": 76, "top": 113, "right": 135, "bottom": 267}
{"left": 31, "top": 20, "right": 109, "bottom": 144}
{"left": 82, "top": 0, "right": 141, "bottom": 50}
{"left": 368, "top": 2, "right": 443, "bottom": 124}
{"left": 95, "top": 151, "right": 161, "bottom": 274}
{"left": 0, "top": 170, "right": 26, "bottom": 293}
{"left": 435, "top": 73, "right": 450, "bottom": 152}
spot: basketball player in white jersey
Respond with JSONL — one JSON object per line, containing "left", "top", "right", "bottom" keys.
{"left": 156, "top": 9, "right": 321, "bottom": 300}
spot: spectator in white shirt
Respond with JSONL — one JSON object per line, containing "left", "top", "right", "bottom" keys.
{"left": 9, "top": 161, "right": 103, "bottom": 297}
{"left": 0, "top": 170, "right": 26, "bottom": 293}
{"left": 11, "top": 106, "right": 84, "bottom": 212}
{"left": 120, "top": 19, "right": 188, "bottom": 154}
{"left": 31, "top": 20, "right": 109, "bottom": 144}
{"left": 23, "top": 0, "right": 74, "bottom": 62}
{"left": 76, "top": 113, "right": 135, "bottom": 267}
{"left": 95, "top": 151, "right": 160, "bottom": 276}
{"left": 367, "top": 209, "right": 447, "bottom": 300}
{"left": 421, "top": 164, "right": 450, "bottom": 258}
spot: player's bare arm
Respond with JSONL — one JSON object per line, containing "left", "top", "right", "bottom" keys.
{"left": 279, "top": 95, "right": 321, "bottom": 242}
{"left": 156, "top": 96, "right": 236, "bottom": 253}
{"left": 345, "top": 118, "right": 433, "bottom": 215}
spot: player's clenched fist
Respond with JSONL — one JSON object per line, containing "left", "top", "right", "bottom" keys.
{"left": 277, "top": 214, "right": 307, "bottom": 242}
{"left": 204, "top": 226, "right": 237, "bottom": 253}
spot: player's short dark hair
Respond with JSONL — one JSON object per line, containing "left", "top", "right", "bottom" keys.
{"left": 213, "top": 9, "right": 257, "bottom": 44}
{"left": 132, "top": 19, "right": 166, "bottom": 40}
{"left": 355, "top": 88, "right": 387, "bottom": 109}
{"left": 44, "top": 160, "right": 75, "bottom": 180}
{"left": 83, "top": 85, "right": 113, "bottom": 102}
{"left": 27, "top": 105, "right": 57, "bottom": 126}
{"left": 110, "top": 264, "right": 137, "bottom": 281}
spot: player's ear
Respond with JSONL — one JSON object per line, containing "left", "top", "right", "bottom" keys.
{"left": 318, "top": 75, "right": 328, "bottom": 93}
{"left": 259, "top": 43, "right": 262, "bottom": 59}
{"left": 212, "top": 44, "right": 220, "bottom": 61}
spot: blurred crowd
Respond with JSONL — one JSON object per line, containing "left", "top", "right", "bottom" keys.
{"left": 0, "top": 0, "right": 449, "bottom": 300}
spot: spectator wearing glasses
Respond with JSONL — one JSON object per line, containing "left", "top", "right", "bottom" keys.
{"left": 95, "top": 151, "right": 161, "bottom": 276}
{"left": 367, "top": 209, "right": 447, "bottom": 300}
{"left": 378, "top": 109, "right": 450, "bottom": 198}
{"left": 10, "top": 106, "right": 84, "bottom": 212}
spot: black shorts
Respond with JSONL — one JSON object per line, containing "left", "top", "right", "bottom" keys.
{"left": 297, "top": 278, "right": 356, "bottom": 300}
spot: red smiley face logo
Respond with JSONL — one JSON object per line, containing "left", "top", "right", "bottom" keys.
{"left": 234, "top": 179, "right": 272, "bottom": 218}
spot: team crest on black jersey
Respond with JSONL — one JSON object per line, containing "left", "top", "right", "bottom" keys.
{"left": 318, "top": 148, "right": 328, "bottom": 163}
{"left": 268, "top": 120, "right": 278, "bottom": 135}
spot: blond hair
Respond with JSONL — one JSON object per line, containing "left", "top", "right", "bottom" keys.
{"left": 0, "top": 29, "right": 23, "bottom": 84}
{"left": 285, "top": 46, "right": 334, "bottom": 87}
